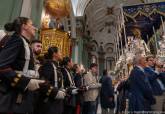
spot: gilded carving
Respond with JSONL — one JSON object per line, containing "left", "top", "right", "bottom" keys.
{"left": 40, "top": 29, "right": 71, "bottom": 57}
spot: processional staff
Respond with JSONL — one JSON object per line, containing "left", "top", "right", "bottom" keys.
{"left": 152, "top": 26, "right": 158, "bottom": 54}
{"left": 161, "top": 16, "right": 165, "bottom": 33}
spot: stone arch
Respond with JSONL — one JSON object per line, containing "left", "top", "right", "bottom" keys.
{"left": 104, "top": 43, "right": 114, "bottom": 53}
{"left": 90, "top": 40, "right": 99, "bottom": 52}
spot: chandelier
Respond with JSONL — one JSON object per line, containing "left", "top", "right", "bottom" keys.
{"left": 44, "top": 0, "right": 71, "bottom": 19}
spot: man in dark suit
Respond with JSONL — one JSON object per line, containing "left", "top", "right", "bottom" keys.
{"left": 128, "top": 54, "right": 155, "bottom": 112}
{"left": 144, "top": 56, "right": 165, "bottom": 111}
{"left": 100, "top": 69, "right": 114, "bottom": 114}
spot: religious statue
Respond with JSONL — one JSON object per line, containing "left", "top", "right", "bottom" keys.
{"left": 131, "top": 28, "right": 150, "bottom": 55}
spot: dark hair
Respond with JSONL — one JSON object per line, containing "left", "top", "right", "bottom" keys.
{"left": 73, "top": 64, "right": 79, "bottom": 73}
{"left": 146, "top": 55, "right": 154, "bottom": 61}
{"left": 62, "top": 56, "right": 71, "bottom": 66}
{"left": 4, "top": 17, "right": 29, "bottom": 33}
{"left": 44, "top": 46, "right": 58, "bottom": 60}
{"left": 89, "top": 63, "right": 98, "bottom": 69}
{"left": 31, "top": 39, "right": 42, "bottom": 44}
{"left": 103, "top": 69, "right": 108, "bottom": 76}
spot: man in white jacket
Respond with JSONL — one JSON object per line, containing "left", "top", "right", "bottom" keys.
{"left": 83, "top": 63, "right": 101, "bottom": 114}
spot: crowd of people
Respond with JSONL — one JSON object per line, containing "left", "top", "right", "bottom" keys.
{"left": 0, "top": 17, "right": 107, "bottom": 114}
{"left": 0, "top": 17, "right": 165, "bottom": 114}
{"left": 114, "top": 54, "right": 165, "bottom": 114}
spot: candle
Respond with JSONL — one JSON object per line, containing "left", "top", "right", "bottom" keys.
{"left": 161, "top": 16, "right": 165, "bottom": 33}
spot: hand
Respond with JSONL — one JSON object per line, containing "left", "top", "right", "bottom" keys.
{"left": 79, "top": 86, "right": 89, "bottom": 92}
{"left": 27, "top": 79, "right": 45, "bottom": 91}
{"left": 55, "top": 90, "right": 66, "bottom": 99}
{"left": 85, "top": 86, "right": 89, "bottom": 91}
{"left": 71, "top": 88, "right": 78, "bottom": 95}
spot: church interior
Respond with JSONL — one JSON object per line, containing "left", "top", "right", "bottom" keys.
{"left": 0, "top": 0, "right": 165, "bottom": 114}
{"left": 0, "top": 0, "right": 164, "bottom": 75}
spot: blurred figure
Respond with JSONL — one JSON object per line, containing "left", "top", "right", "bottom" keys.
{"left": 73, "top": 64, "right": 82, "bottom": 88}
{"left": 144, "top": 55, "right": 165, "bottom": 111}
{"left": 83, "top": 63, "right": 101, "bottom": 114}
{"left": 100, "top": 69, "right": 114, "bottom": 114}
{"left": 128, "top": 54, "right": 155, "bottom": 112}
{"left": 35, "top": 46, "right": 65, "bottom": 114}
{"left": 73, "top": 64, "right": 84, "bottom": 114}
{"left": 61, "top": 57, "right": 78, "bottom": 114}
{"left": 0, "top": 17, "right": 45, "bottom": 114}
{"left": 31, "top": 39, "right": 42, "bottom": 79}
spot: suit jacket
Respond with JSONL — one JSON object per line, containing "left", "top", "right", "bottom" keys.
{"left": 35, "top": 60, "right": 63, "bottom": 114}
{"left": 128, "top": 66, "right": 155, "bottom": 111}
{"left": 0, "top": 33, "right": 59, "bottom": 113}
{"left": 83, "top": 71, "right": 100, "bottom": 102}
{"left": 144, "top": 67, "right": 163, "bottom": 96}
{"left": 100, "top": 75, "right": 114, "bottom": 109}
{"left": 0, "top": 33, "right": 34, "bottom": 113}
{"left": 61, "top": 67, "right": 74, "bottom": 88}
{"left": 158, "top": 72, "right": 165, "bottom": 89}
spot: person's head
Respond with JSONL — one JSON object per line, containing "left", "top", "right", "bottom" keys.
{"left": 133, "top": 54, "right": 146, "bottom": 68}
{"left": 72, "top": 64, "right": 81, "bottom": 74}
{"left": 132, "top": 28, "right": 141, "bottom": 39}
{"left": 44, "top": 46, "right": 62, "bottom": 61}
{"left": 4, "top": 17, "right": 37, "bottom": 40}
{"left": 89, "top": 63, "right": 98, "bottom": 74}
{"left": 62, "top": 56, "right": 73, "bottom": 69}
{"left": 31, "top": 40, "right": 42, "bottom": 56}
{"left": 146, "top": 55, "right": 155, "bottom": 67}
{"left": 103, "top": 69, "right": 108, "bottom": 76}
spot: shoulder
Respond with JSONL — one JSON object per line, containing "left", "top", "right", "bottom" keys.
{"left": 40, "top": 61, "right": 53, "bottom": 70}
{"left": 6, "top": 34, "right": 23, "bottom": 46}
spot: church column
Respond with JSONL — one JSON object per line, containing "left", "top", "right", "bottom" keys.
{"left": 31, "top": 0, "right": 44, "bottom": 39}
{"left": 0, "top": 0, "right": 22, "bottom": 29}
{"left": 20, "top": 0, "right": 32, "bottom": 18}
{"left": 31, "top": 0, "right": 44, "bottom": 28}
{"left": 78, "top": 38, "right": 83, "bottom": 64}
{"left": 71, "top": 39, "right": 79, "bottom": 63}
{"left": 98, "top": 43, "right": 105, "bottom": 76}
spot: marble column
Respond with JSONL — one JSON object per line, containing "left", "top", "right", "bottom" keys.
{"left": 20, "top": 0, "right": 32, "bottom": 18}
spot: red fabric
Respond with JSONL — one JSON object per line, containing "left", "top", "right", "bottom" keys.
{"left": 76, "top": 104, "right": 81, "bottom": 114}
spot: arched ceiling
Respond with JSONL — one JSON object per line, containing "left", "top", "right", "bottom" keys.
{"left": 71, "top": 0, "right": 91, "bottom": 16}
{"left": 71, "top": 0, "right": 163, "bottom": 16}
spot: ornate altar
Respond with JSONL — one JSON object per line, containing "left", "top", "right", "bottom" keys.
{"left": 40, "top": 29, "right": 71, "bottom": 57}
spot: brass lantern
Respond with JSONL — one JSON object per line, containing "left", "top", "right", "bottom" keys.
{"left": 44, "top": 0, "right": 71, "bottom": 19}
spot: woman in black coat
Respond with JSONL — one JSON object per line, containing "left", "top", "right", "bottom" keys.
{"left": 34, "top": 46, "right": 65, "bottom": 114}
{"left": 0, "top": 17, "right": 47, "bottom": 114}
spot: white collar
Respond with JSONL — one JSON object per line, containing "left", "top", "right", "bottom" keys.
{"left": 136, "top": 65, "right": 144, "bottom": 72}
